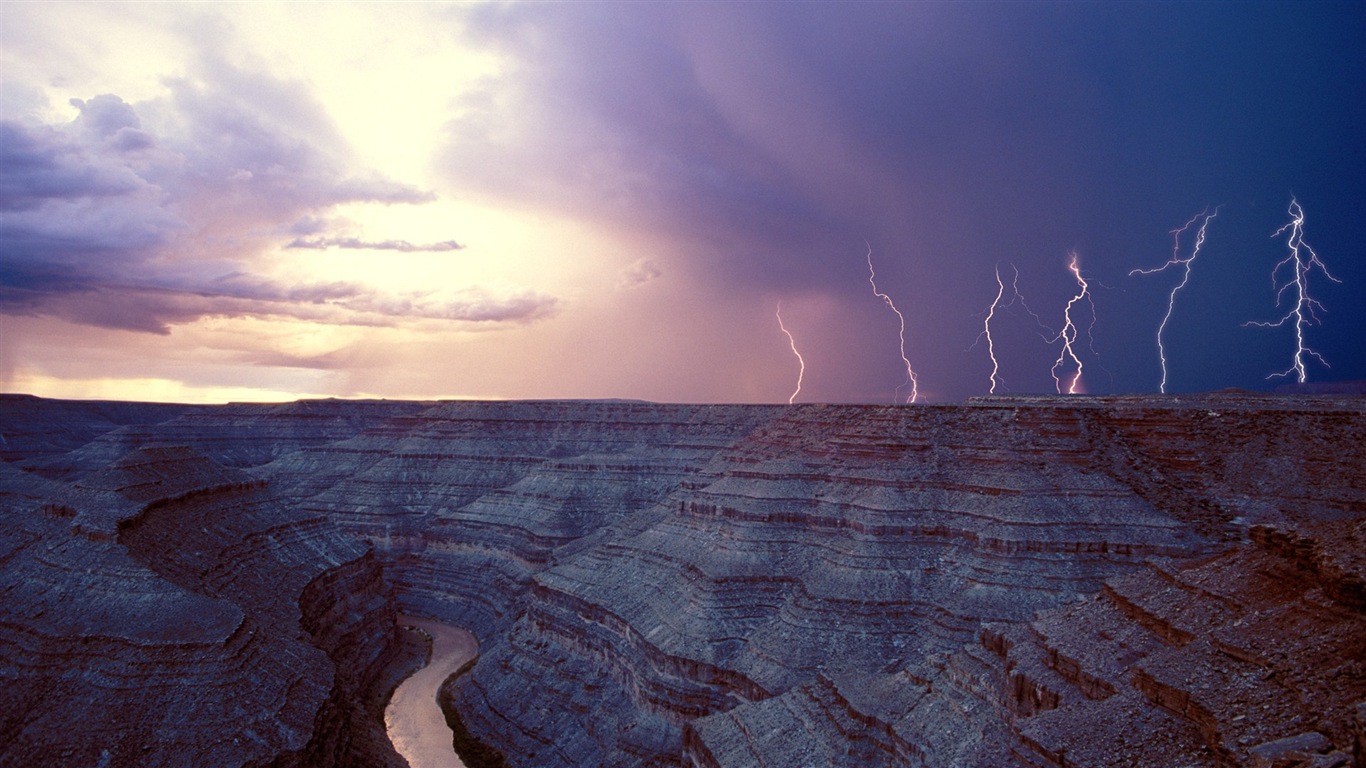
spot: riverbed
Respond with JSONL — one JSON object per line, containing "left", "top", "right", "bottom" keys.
{"left": 386, "top": 616, "right": 479, "bottom": 768}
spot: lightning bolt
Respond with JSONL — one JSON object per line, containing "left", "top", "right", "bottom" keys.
{"left": 1244, "top": 197, "right": 1341, "bottom": 383}
{"left": 865, "top": 242, "right": 919, "bottom": 403}
{"left": 1050, "top": 252, "right": 1093, "bottom": 395}
{"left": 1129, "top": 207, "right": 1219, "bottom": 393}
{"left": 1005, "top": 265, "right": 1058, "bottom": 340}
{"left": 775, "top": 303, "right": 805, "bottom": 405}
{"left": 980, "top": 266, "right": 1006, "bottom": 394}
{"left": 972, "top": 263, "right": 1057, "bottom": 395}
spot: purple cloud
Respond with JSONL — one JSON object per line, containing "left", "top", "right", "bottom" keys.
{"left": 4, "top": 278, "right": 557, "bottom": 336}
{"left": 0, "top": 58, "right": 549, "bottom": 335}
{"left": 432, "top": 287, "right": 559, "bottom": 323}
{"left": 0, "top": 119, "right": 153, "bottom": 212}
{"left": 286, "top": 236, "right": 464, "bottom": 253}
{"left": 435, "top": 3, "right": 902, "bottom": 306}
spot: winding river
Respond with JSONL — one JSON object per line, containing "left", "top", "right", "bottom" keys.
{"left": 386, "top": 616, "right": 479, "bottom": 768}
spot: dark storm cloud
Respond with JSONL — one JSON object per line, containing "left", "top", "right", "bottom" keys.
{"left": 0, "top": 142, "right": 179, "bottom": 302}
{"left": 286, "top": 236, "right": 464, "bottom": 253}
{"left": 439, "top": 1, "right": 1366, "bottom": 398}
{"left": 0, "top": 119, "right": 152, "bottom": 211}
{"left": 0, "top": 58, "right": 547, "bottom": 333}
{"left": 441, "top": 4, "right": 847, "bottom": 258}
{"left": 1, "top": 271, "right": 556, "bottom": 336}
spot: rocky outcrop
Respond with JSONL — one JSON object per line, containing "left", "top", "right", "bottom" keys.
{"left": 1, "top": 393, "right": 1362, "bottom": 766}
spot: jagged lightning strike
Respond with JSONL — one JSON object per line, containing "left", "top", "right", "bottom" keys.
{"left": 775, "top": 303, "right": 805, "bottom": 405}
{"left": 980, "top": 267, "right": 1007, "bottom": 394}
{"left": 865, "top": 242, "right": 919, "bottom": 403}
{"left": 1244, "top": 197, "right": 1341, "bottom": 383}
{"left": 1129, "top": 207, "right": 1219, "bottom": 393}
{"left": 1051, "top": 252, "right": 1094, "bottom": 395}
{"left": 974, "top": 263, "right": 1056, "bottom": 395}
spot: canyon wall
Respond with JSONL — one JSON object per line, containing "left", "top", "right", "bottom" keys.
{"left": 0, "top": 393, "right": 1362, "bottom": 766}
{"left": 0, "top": 399, "right": 422, "bottom": 767}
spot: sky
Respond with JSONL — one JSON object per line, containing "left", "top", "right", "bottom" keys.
{"left": 2, "top": 1, "right": 1363, "bottom": 404}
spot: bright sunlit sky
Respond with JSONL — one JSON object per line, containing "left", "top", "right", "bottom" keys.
{"left": 3, "top": 2, "right": 1364, "bottom": 403}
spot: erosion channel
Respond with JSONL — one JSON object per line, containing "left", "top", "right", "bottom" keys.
{"left": 388, "top": 617, "right": 479, "bottom": 768}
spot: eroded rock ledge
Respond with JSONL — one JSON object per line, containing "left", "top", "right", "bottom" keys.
{"left": 1, "top": 393, "right": 1362, "bottom": 767}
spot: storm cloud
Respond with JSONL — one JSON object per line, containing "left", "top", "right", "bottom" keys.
{"left": 433, "top": 1, "right": 1366, "bottom": 397}
{"left": 0, "top": 58, "right": 547, "bottom": 334}
{"left": 286, "top": 237, "right": 465, "bottom": 253}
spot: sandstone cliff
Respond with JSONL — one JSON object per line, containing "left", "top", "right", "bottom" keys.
{"left": 0, "top": 393, "right": 1361, "bottom": 767}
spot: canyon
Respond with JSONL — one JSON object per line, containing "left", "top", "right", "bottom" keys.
{"left": 0, "top": 392, "right": 1362, "bottom": 767}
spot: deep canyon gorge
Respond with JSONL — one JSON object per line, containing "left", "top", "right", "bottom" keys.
{"left": 0, "top": 393, "right": 1363, "bottom": 767}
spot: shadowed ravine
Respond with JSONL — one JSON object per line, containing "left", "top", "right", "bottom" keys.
{"left": 387, "top": 617, "right": 479, "bottom": 768}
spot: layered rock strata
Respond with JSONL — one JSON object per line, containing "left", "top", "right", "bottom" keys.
{"left": 454, "top": 402, "right": 1207, "bottom": 765}
{"left": 0, "top": 437, "right": 418, "bottom": 767}
{"left": 680, "top": 397, "right": 1366, "bottom": 767}
{"left": 0, "top": 393, "right": 1362, "bottom": 767}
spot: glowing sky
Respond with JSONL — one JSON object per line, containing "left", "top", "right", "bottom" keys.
{"left": 3, "top": 2, "right": 1363, "bottom": 403}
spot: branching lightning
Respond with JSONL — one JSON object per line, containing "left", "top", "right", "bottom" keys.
{"left": 865, "top": 241, "right": 919, "bottom": 403}
{"left": 972, "top": 263, "right": 1057, "bottom": 394}
{"left": 1050, "top": 252, "right": 1094, "bottom": 395}
{"left": 1129, "top": 207, "right": 1219, "bottom": 393}
{"left": 1244, "top": 197, "right": 1341, "bottom": 383}
{"left": 980, "top": 266, "right": 1006, "bottom": 394}
{"left": 775, "top": 303, "right": 805, "bottom": 405}
{"left": 1005, "top": 265, "right": 1057, "bottom": 340}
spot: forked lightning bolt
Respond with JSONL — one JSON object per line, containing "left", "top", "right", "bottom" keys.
{"left": 980, "top": 266, "right": 1007, "bottom": 394}
{"left": 865, "top": 242, "right": 919, "bottom": 403}
{"left": 1051, "top": 252, "right": 1093, "bottom": 395}
{"left": 775, "top": 303, "right": 805, "bottom": 405}
{"left": 1244, "top": 197, "right": 1341, "bottom": 383}
{"left": 974, "top": 263, "right": 1056, "bottom": 395}
{"left": 1129, "top": 207, "right": 1219, "bottom": 393}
